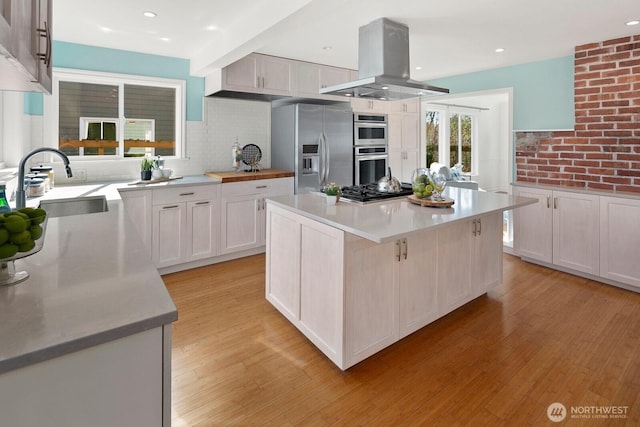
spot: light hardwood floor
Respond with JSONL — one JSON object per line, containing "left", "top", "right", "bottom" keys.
{"left": 163, "top": 253, "right": 640, "bottom": 426}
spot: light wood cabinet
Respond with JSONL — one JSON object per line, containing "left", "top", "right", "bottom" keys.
{"left": 297, "top": 62, "right": 351, "bottom": 99}
{"left": 514, "top": 186, "right": 599, "bottom": 276}
{"left": 221, "top": 53, "right": 294, "bottom": 95}
{"left": 599, "top": 196, "right": 640, "bottom": 288}
{"left": 220, "top": 178, "right": 293, "bottom": 254}
{"left": 0, "top": 0, "right": 52, "bottom": 93}
{"left": 350, "top": 97, "right": 388, "bottom": 114}
{"left": 388, "top": 107, "right": 420, "bottom": 182}
{"left": 266, "top": 203, "right": 504, "bottom": 370}
{"left": 390, "top": 98, "right": 419, "bottom": 113}
{"left": 151, "top": 185, "right": 219, "bottom": 268}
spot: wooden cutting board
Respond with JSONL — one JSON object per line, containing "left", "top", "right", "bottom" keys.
{"left": 407, "top": 194, "right": 455, "bottom": 208}
{"left": 204, "top": 169, "right": 294, "bottom": 183}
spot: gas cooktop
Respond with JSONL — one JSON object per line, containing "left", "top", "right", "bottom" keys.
{"left": 340, "top": 183, "right": 413, "bottom": 204}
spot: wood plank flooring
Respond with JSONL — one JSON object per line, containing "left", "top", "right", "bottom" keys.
{"left": 162, "top": 254, "right": 640, "bottom": 426}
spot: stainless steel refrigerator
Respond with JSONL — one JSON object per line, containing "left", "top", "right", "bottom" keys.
{"left": 271, "top": 103, "right": 353, "bottom": 194}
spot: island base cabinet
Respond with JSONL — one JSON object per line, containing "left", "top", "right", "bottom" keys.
{"left": 266, "top": 203, "right": 505, "bottom": 370}
{"left": 0, "top": 326, "right": 170, "bottom": 427}
{"left": 266, "top": 205, "right": 344, "bottom": 367}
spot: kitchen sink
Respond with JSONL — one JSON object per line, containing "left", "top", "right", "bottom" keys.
{"left": 38, "top": 195, "right": 109, "bottom": 218}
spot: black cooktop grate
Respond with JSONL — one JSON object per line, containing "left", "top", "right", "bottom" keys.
{"left": 340, "top": 183, "right": 413, "bottom": 203}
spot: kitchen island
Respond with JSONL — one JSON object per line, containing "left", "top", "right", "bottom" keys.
{"left": 0, "top": 191, "right": 178, "bottom": 426}
{"left": 265, "top": 187, "right": 535, "bottom": 370}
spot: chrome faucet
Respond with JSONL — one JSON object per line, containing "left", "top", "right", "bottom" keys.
{"left": 16, "top": 148, "right": 73, "bottom": 209}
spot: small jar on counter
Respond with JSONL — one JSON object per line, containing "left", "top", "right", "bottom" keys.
{"left": 30, "top": 165, "right": 54, "bottom": 189}
{"left": 26, "top": 172, "right": 50, "bottom": 192}
{"left": 25, "top": 178, "right": 45, "bottom": 198}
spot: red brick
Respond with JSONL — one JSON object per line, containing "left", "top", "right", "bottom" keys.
{"left": 605, "top": 130, "right": 634, "bottom": 137}
{"left": 576, "top": 42, "right": 601, "bottom": 51}
{"left": 574, "top": 160, "right": 602, "bottom": 167}
{"left": 575, "top": 87, "right": 601, "bottom": 95}
{"left": 553, "top": 131, "right": 576, "bottom": 138}
{"left": 576, "top": 56, "right": 603, "bottom": 66}
{"left": 607, "top": 52, "right": 632, "bottom": 62}
{"left": 616, "top": 42, "right": 640, "bottom": 52}
{"left": 575, "top": 101, "right": 602, "bottom": 110}
{"left": 615, "top": 185, "right": 640, "bottom": 194}
{"left": 618, "top": 107, "right": 640, "bottom": 114}
{"left": 515, "top": 177, "right": 537, "bottom": 183}
{"left": 587, "top": 47, "right": 615, "bottom": 56}
{"left": 618, "top": 169, "right": 640, "bottom": 177}
{"left": 576, "top": 116, "right": 602, "bottom": 123}
{"left": 616, "top": 122, "right": 640, "bottom": 129}
{"left": 587, "top": 183, "right": 615, "bottom": 191}
{"left": 602, "top": 84, "right": 632, "bottom": 93}
{"left": 587, "top": 93, "right": 615, "bottom": 102}
{"left": 537, "top": 152, "right": 560, "bottom": 159}
{"left": 603, "top": 115, "right": 633, "bottom": 122}
{"left": 602, "top": 100, "right": 630, "bottom": 107}
{"left": 588, "top": 123, "right": 615, "bottom": 130}
{"left": 575, "top": 145, "right": 604, "bottom": 151}
{"left": 574, "top": 174, "right": 602, "bottom": 182}
{"left": 575, "top": 130, "right": 604, "bottom": 138}
{"left": 603, "top": 36, "right": 633, "bottom": 46}
{"left": 564, "top": 166, "right": 587, "bottom": 173}
{"left": 617, "top": 75, "right": 640, "bottom": 85}
{"left": 560, "top": 152, "right": 585, "bottom": 159}
{"left": 575, "top": 71, "right": 602, "bottom": 81}
{"left": 603, "top": 177, "right": 632, "bottom": 185}
{"left": 589, "top": 78, "right": 617, "bottom": 86}
{"left": 586, "top": 153, "right": 614, "bottom": 160}
{"left": 601, "top": 161, "right": 631, "bottom": 168}
{"left": 588, "top": 108, "right": 618, "bottom": 116}
{"left": 620, "top": 59, "right": 640, "bottom": 67}
{"left": 589, "top": 167, "right": 618, "bottom": 175}
{"left": 618, "top": 90, "right": 639, "bottom": 98}
{"left": 603, "top": 145, "right": 631, "bottom": 152}
{"left": 590, "top": 62, "right": 617, "bottom": 72}
{"left": 552, "top": 145, "right": 576, "bottom": 151}
{"left": 602, "top": 69, "right": 631, "bottom": 78}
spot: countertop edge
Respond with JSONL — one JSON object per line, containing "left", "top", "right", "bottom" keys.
{"left": 511, "top": 181, "right": 640, "bottom": 201}
{"left": 267, "top": 190, "right": 537, "bottom": 244}
{"left": 0, "top": 311, "right": 177, "bottom": 375}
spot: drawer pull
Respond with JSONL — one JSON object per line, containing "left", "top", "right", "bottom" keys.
{"left": 179, "top": 192, "right": 195, "bottom": 196}
{"left": 163, "top": 205, "right": 179, "bottom": 209}
{"left": 256, "top": 185, "right": 268, "bottom": 189}
{"left": 196, "top": 201, "right": 210, "bottom": 205}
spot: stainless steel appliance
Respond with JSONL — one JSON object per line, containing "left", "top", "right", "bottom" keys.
{"left": 354, "top": 113, "right": 387, "bottom": 146}
{"left": 320, "top": 18, "right": 449, "bottom": 100}
{"left": 272, "top": 103, "right": 353, "bottom": 194}
{"left": 354, "top": 144, "right": 388, "bottom": 185}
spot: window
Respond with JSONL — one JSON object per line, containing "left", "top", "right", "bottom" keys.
{"left": 53, "top": 69, "right": 184, "bottom": 159}
{"left": 425, "top": 108, "right": 475, "bottom": 173}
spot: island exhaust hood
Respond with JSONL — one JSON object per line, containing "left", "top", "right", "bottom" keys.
{"left": 320, "top": 18, "right": 449, "bottom": 101}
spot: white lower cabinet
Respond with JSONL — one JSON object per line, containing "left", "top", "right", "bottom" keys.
{"left": 119, "top": 189, "right": 152, "bottom": 254}
{"left": 514, "top": 186, "right": 599, "bottom": 276}
{"left": 220, "top": 178, "right": 293, "bottom": 254}
{"left": 266, "top": 203, "right": 504, "bottom": 370}
{"left": 151, "top": 185, "right": 219, "bottom": 268}
{"left": 600, "top": 196, "right": 640, "bottom": 288}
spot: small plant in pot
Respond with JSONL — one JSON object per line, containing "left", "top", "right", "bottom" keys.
{"left": 324, "top": 182, "right": 341, "bottom": 205}
{"left": 140, "top": 157, "right": 155, "bottom": 181}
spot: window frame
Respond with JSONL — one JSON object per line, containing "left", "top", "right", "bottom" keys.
{"left": 423, "top": 106, "right": 478, "bottom": 174}
{"left": 48, "top": 68, "right": 186, "bottom": 160}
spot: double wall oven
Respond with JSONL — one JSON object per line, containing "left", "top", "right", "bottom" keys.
{"left": 353, "top": 113, "right": 388, "bottom": 185}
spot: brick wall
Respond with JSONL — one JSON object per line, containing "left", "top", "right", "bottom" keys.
{"left": 515, "top": 34, "right": 640, "bottom": 193}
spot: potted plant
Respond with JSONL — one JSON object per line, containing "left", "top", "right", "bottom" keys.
{"left": 324, "top": 182, "right": 341, "bottom": 205}
{"left": 140, "top": 157, "right": 155, "bottom": 181}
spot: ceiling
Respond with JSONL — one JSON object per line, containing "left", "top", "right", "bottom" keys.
{"left": 53, "top": 0, "right": 640, "bottom": 81}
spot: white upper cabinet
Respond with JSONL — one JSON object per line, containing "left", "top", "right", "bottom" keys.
{"left": 297, "top": 62, "right": 351, "bottom": 99}
{"left": 221, "top": 53, "right": 294, "bottom": 95}
{"left": 0, "top": 0, "right": 52, "bottom": 93}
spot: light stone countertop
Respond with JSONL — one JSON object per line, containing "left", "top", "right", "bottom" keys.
{"left": 268, "top": 187, "right": 537, "bottom": 243}
{"left": 0, "top": 175, "right": 220, "bottom": 375}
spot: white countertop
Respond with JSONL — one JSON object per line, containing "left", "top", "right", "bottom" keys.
{"left": 268, "top": 187, "right": 537, "bottom": 243}
{"left": 0, "top": 176, "right": 219, "bottom": 374}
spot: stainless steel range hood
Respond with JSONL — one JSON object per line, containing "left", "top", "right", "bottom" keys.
{"left": 320, "top": 18, "right": 448, "bottom": 101}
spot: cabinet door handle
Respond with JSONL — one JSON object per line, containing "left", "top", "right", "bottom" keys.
{"left": 395, "top": 240, "right": 401, "bottom": 262}
{"left": 256, "top": 185, "right": 267, "bottom": 189}
{"left": 257, "top": 200, "right": 261, "bottom": 211}
{"left": 477, "top": 219, "right": 482, "bottom": 236}
{"left": 196, "top": 201, "right": 209, "bottom": 205}
{"left": 179, "top": 192, "right": 195, "bottom": 196}
{"left": 554, "top": 197, "right": 558, "bottom": 209}
{"left": 402, "top": 238, "right": 408, "bottom": 260}
{"left": 36, "top": 21, "right": 52, "bottom": 67}
{"left": 546, "top": 195, "right": 550, "bottom": 209}
{"left": 472, "top": 219, "right": 477, "bottom": 236}
{"left": 163, "top": 205, "right": 179, "bottom": 209}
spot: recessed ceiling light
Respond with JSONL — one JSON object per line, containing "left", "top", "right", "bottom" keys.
{"left": 206, "top": 25, "right": 218, "bottom": 31}
{"left": 381, "top": 86, "right": 389, "bottom": 90}
{"left": 495, "top": 48, "right": 505, "bottom": 53}
{"left": 626, "top": 20, "right": 640, "bottom": 26}
{"left": 143, "top": 11, "right": 157, "bottom": 18}
{"left": 415, "top": 66, "right": 422, "bottom": 70}
{"left": 160, "top": 37, "right": 170, "bottom": 42}
{"left": 322, "top": 46, "right": 332, "bottom": 51}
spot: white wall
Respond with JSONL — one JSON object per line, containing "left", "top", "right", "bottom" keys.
{"left": 0, "top": 94, "right": 271, "bottom": 184}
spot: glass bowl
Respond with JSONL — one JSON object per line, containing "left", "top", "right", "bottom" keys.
{"left": 411, "top": 168, "right": 433, "bottom": 199}
{"left": 0, "top": 209, "right": 48, "bottom": 286}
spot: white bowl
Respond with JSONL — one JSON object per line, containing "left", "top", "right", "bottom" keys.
{"left": 162, "top": 168, "right": 173, "bottom": 178}
{"left": 151, "top": 169, "right": 163, "bottom": 180}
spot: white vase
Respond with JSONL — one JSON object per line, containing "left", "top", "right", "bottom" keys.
{"left": 326, "top": 195, "right": 338, "bottom": 205}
